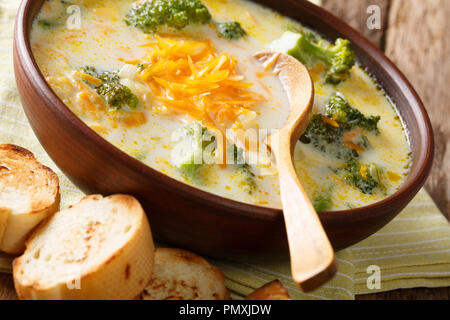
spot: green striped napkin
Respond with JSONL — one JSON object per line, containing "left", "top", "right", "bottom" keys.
{"left": 213, "top": 191, "right": 450, "bottom": 300}
{"left": 1, "top": 0, "right": 449, "bottom": 300}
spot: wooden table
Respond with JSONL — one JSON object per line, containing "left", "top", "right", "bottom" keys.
{"left": 0, "top": 0, "right": 448, "bottom": 300}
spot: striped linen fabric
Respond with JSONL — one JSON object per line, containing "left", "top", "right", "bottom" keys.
{"left": 0, "top": 0, "right": 449, "bottom": 300}
{"left": 211, "top": 191, "right": 450, "bottom": 299}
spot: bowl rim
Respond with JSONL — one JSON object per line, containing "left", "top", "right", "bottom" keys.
{"left": 14, "top": 0, "right": 434, "bottom": 221}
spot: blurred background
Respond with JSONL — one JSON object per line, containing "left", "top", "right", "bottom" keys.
{"left": 317, "top": 0, "right": 449, "bottom": 222}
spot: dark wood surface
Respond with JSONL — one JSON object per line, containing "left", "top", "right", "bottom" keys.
{"left": 0, "top": 0, "right": 447, "bottom": 300}
{"left": 322, "top": 0, "right": 449, "bottom": 300}
{"left": 385, "top": 0, "right": 450, "bottom": 220}
{"left": 0, "top": 276, "right": 15, "bottom": 300}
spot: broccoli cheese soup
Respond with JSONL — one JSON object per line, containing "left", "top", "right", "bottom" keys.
{"left": 31, "top": 0, "right": 411, "bottom": 211}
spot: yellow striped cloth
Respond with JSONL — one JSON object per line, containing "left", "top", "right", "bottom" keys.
{"left": 0, "top": 0, "right": 449, "bottom": 300}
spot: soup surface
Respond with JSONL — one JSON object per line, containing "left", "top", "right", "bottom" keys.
{"left": 31, "top": 0, "right": 411, "bottom": 210}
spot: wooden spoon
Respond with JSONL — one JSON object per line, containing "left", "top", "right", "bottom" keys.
{"left": 253, "top": 52, "right": 337, "bottom": 292}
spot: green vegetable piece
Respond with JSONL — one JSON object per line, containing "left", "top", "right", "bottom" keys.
{"left": 36, "top": 1, "right": 76, "bottom": 30}
{"left": 229, "top": 145, "right": 257, "bottom": 194}
{"left": 126, "top": 0, "right": 212, "bottom": 34}
{"left": 313, "top": 188, "right": 333, "bottom": 212}
{"left": 300, "top": 114, "right": 358, "bottom": 160}
{"left": 179, "top": 161, "right": 203, "bottom": 182}
{"left": 346, "top": 202, "right": 357, "bottom": 209}
{"left": 300, "top": 92, "right": 380, "bottom": 159}
{"left": 81, "top": 66, "right": 140, "bottom": 110}
{"left": 270, "top": 30, "right": 356, "bottom": 85}
{"left": 133, "top": 152, "right": 148, "bottom": 161}
{"left": 325, "top": 93, "right": 381, "bottom": 133}
{"left": 216, "top": 21, "right": 246, "bottom": 40}
{"left": 176, "top": 121, "right": 215, "bottom": 182}
{"left": 334, "top": 159, "right": 382, "bottom": 195}
{"left": 236, "top": 164, "right": 257, "bottom": 195}
{"left": 37, "top": 19, "right": 58, "bottom": 30}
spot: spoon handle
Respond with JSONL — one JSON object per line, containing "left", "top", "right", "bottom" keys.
{"left": 277, "top": 138, "right": 337, "bottom": 292}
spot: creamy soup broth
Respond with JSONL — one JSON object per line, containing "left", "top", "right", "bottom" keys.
{"left": 31, "top": 0, "right": 411, "bottom": 210}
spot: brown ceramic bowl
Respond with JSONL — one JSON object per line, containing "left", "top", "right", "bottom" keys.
{"left": 13, "top": 0, "right": 433, "bottom": 259}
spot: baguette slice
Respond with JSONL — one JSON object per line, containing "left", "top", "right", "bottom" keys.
{"left": 0, "top": 144, "right": 60, "bottom": 254}
{"left": 245, "top": 280, "right": 292, "bottom": 300}
{"left": 139, "top": 248, "right": 230, "bottom": 300}
{"left": 13, "top": 194, "right": 155, "bottom": 300}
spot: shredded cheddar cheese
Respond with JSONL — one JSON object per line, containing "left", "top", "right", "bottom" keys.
{"left": 321, "top": 115, "right": 340, "bottom": 128}
{"left": 138, "top": 36, "right": 263, "bottom": 131}
{"left": 75, "top": 71, "right": 102, "bottom": 87}
{"left": 343, "top": 141, "right": 366, "bottom": 153}
{"left": 343, "top": 128, "right": 363, "bottom": 141}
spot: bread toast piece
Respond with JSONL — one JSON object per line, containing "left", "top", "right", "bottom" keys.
{"left": 0, "top": 144, "right": 60, "bottom": 254}
{"left": 13, "top": 194, "right": 155, "bottom": 300}
{"left": 245, "top": 280, "right": 292, "bottom": 300}
{"left": 139, "top": 248, "right": 230, "bottom": 300}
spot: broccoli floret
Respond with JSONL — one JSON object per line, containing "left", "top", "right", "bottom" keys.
{"left": 126, "top": 0, "right": 247, "bottom": 41}
{"left": 216, "top": 21, "right": 246, "bottom": 40}
{"left": 270, "top": 31, "right": 355, "bottom": 85}
{"left": 319, "top": 38, "right": 356, "bottom": 85}
{"left": 325, "top": 93, "right": 381, "bottom": 133}
{"left": 300, "top": 92, "right": 380, "bottom": 159}
{"left": 236, "top": 164, "right": 257, "bottom": 195}
{"left": 334, "top": 159, "right": 384, "bottom": 195}
{"left": 81, "top": 67, "right": 140, "bottom": 110}
{"left": 313, "top": 186, "right": 333, "bottom": 212}
{"left": 175, "top": 124, "right": 257, "bottom": 191}
{"left": 126, "top": 0, "right": 212, "bottom": 34}
{"left": 300, "top": 93, "right": 384, "bottom": 196}
{"left": 300, "top": 114, "right": 358, "bottom": 160}
{"left": 132, "top": 152, "right": 148, "bottom": 161}
{"left": 36, "top": 1, "right": 76, "bottom": 30}
{"left": 179, "top": 160, "right": 203, "bottom": 182}
{"left": 313, "top": 195, "right": 331, "bottom": 212}
{"left": 175, "top": 121, "right": 216, "bottom": 182}
{"left": 37, "top": 19, "right": 58, "bottom": 30}
{"left": 229, "top": 146, "right": 257, "bottom": 194}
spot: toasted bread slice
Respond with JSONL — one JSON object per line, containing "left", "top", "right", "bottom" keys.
{"left": 0, "top": 144, "right": 60, "bottom": 254}
{"left": 245, "top": 280, "right": 292, "bottom": 300}
{"left": 139, "top": 248, "right": 229, "bottom": 300}
{"left": 13, "top": 194, "right": 155, "bottom": 300}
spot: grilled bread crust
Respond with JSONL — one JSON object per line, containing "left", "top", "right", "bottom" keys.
{"left": 0, "top": 144, "right": 60, "bottom": 254}
{"left": 13, "top": 194, "right": 155, "bottom": 300}
{"left": 140, "top": 248, "right": 229, "bottom": 300}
